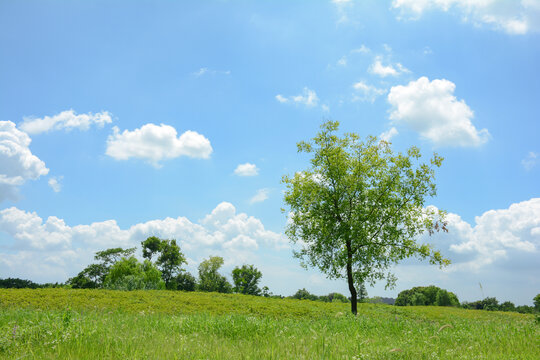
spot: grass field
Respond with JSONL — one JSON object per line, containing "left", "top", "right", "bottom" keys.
{"left": 0, "top": 289, "right": 538, "bottom": 359}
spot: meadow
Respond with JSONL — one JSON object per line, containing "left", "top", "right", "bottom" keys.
{"left": 0, "top": 289, "right": 538, "bottom": 359}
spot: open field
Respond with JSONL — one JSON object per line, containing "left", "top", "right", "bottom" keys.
{"left": 0, "top": 289, "right": 538, "bottom": 359}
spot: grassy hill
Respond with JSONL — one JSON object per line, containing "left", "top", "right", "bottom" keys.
{"left": 0, "top": 289, "right": 538, "bottom": 359}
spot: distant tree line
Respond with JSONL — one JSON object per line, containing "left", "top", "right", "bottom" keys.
{"left": 65, "top": 237, "right": 268, "bottom": 296}
{"left": 0, "top": 278, "right": 65, "bottom": 289}
{"left": 395, "top": 285, "right": 539, "bottom": 314}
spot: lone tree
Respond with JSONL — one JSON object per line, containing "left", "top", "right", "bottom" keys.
{"left": 282, "top": 121, "right": 449, "bottom": 315}
{"left": 232, "top": 264, "right": 263, "bottom": 295}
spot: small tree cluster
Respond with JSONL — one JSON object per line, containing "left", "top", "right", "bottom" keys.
{"left": 289, "top": 288, "right": 353, "bottom": 303}
{"left": 395, "top": 285, "right": 459, "bottom": 307}
{"left": 461, "top": 297, "right": 536, "bottom": 314}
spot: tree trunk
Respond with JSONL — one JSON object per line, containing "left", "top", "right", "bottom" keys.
{"left": 346, "top": 239, "right": 357, "bottom": 315}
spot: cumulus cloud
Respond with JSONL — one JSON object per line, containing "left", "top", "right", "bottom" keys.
{"left": 250, "top": 188, "right": 269, "bottom": 204}
{"left": 0, "top": 121, "right": 49, "bottom": 202}
{"left": 0, "top": 202, "right": 288, "bottom": 281}
{"left": 369, "top": 56, "right": 410, "bottom": 77}
{"left": 388, "top": 76, "right": 489, "bottom": 147}
{"left": 234, "top": 163, "right": 259, "bottom": 176}
{"left": 433, "top": 198, "right": 540, "bottom": 270}
{"left": 352, "top": 81, "right": 386, "bottom": 102}
{"left": 20, "top": 110, "right": 112, "bottom": 135}
{"left": 106, "top": 123, "right": 213, "bottom": 166}
{"left": 275, "top": 87, "right": 319, "bottom": 107}
{"left": 522, "top": 151, "right": 539, "bottom": 170}
{"left": 392, "top": 0, "right": 540, "bottom": 35}
{"left": 48, "top": 176, "right": 63, "bottom": 193}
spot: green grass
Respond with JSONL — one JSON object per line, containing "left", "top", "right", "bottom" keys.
{"left": 0, "top": 289, "right": 538, "bottom": 359}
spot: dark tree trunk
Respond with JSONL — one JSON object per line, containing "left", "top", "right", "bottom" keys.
{"left": 346, "top": 239, "right": 357, "bottom": 315}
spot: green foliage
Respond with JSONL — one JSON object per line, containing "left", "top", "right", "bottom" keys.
{"left": 0, "top": 278, "right": 41, "bottom": 289}
{"left": 500, "top": 301, "right": 516, "bottom": 312}
{"left": 327, "top": 292, "right": 349, "bottom": 303}
{"left": 170, "top": 272, "right": 196, "bottom": 292}
{"left": 435, "top": 289, "right": 459, "bottom": 307}
{"left": 534, "top": 294, "right": 540, "bottom": 311}
{"left": 198, "top": 256, "right": 232, "bottom": 293}
{"left": 141, "top": 236, "right": 162, "bottom": 261}
{"left": 291, "top": 288, "right": 319, "bottom": 301}
{"left": 282, "top": 121, "right": 448, "bottom": 314}
{"left": 232, "top": 264, "right": 262, "bottom": 295}
{"left": 68, "top": 247, "right": 136, "bottom": 288}
{"left": 395, "top": 285, "right": 459, "bottom": 307}
{"left": 95, "top": 247, "right": 136, "bottom": 267}
{"left": 358, "top": 283, "right": 368, "bottom": 302}
{"left": 104, "top": 257, "right": 165, "bottom": 291}
{"left": 141, "top": 237, "right": 186, "bottom": 288}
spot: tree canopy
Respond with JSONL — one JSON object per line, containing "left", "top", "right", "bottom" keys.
{"left": 141, "top": 237, "right": 186, "bottom": 288}
{"left": 232, "top": 264, "right": 262, "bottom": 295}
{"left": 198, "top": 256, "right": 232, "bottom": 293}
{"left": 282, "top": 121, "right": 449, "bottom": 314}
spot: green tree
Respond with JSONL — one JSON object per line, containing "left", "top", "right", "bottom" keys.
{"left": 358, "top": 283, "right": 368, "bottom": 302}
{"left": 170, "top": 271, "right": 197, "bottom": 291}
{"left": 534, "top": 294, "right": 540, "bottom": 312}
{"left": 282, "top": 121, "right": 449, "bottom": 314}
{"left": 291, "top": 288, "right": 318, "bottom": 301}
{"left": 500, "top": 301, "right": 516, "bottom": 312}
{"left": 104, "top": 256, "right": 165, "bottom": 290}
{"left": 68, "top": 247, "right": 135, "bottom": 288}
{"left": 232, "top": 264, "right": 263, "bottom": 295}
{"left": 197, "top": 256, "right": 232, "bottom": 293}
{"left": 328, "top": 292, "right": 349, "bottom": 303}
{"left": 141, "top": 236, "right": 162, "bottom": 261}
{"left": 141, "top": 237, "right": 186, "bottom": 288}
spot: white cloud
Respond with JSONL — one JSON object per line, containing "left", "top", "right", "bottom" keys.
{"left": 352, "top": 81, "right": 386, "bottom": 102}
{"left": 275, "top": 87, "right": 319, "bottom": 108}
{"left": 234, "top": 163, "right": 259, "bottom": 176}
{"left": 337, "top": 56, "right": 348, "bottom": 66}
{"left": 437, "top": 198, "right": 540, "bottom": 270}
{"left": 369, "top": 56, "right": 410, "bottom": 77}
{"left": 321, "top": 104, "right": 330, "bottom": 113}
{"left": 106, "top": 123, "right": 212, "bottom": 166}
{"left": 392, "top": 0, "right": 540, "bottom": 35}
{"left": 388, "top": 76, "right": 489, "bottom": 147}
{"left": 0, "top": 202, "right": 288, "bottom": 281}
{"left": 250, "top": 188, "right": 269, "bottom": 204}
{"left": 0, "top": 121, "right": 49, "bottom": 202}
{"left": 522, "top": 152, "right": 539, "bottom": 170}
{"left": 20, "top": 110, "right": 112, "bottom": 135}
{"left": 380, "top": 127, "right": 399, "bottom": 142}
{"left": 48, "top": 176, "right": 63, "bottom": 193}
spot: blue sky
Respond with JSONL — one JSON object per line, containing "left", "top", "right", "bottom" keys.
{"left": 1, "top": 0, "right": 539, "bottom": 305}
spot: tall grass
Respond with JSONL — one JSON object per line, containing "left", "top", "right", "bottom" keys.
{"left": 0, "top": 289, "right": 538, "bottom": 359}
